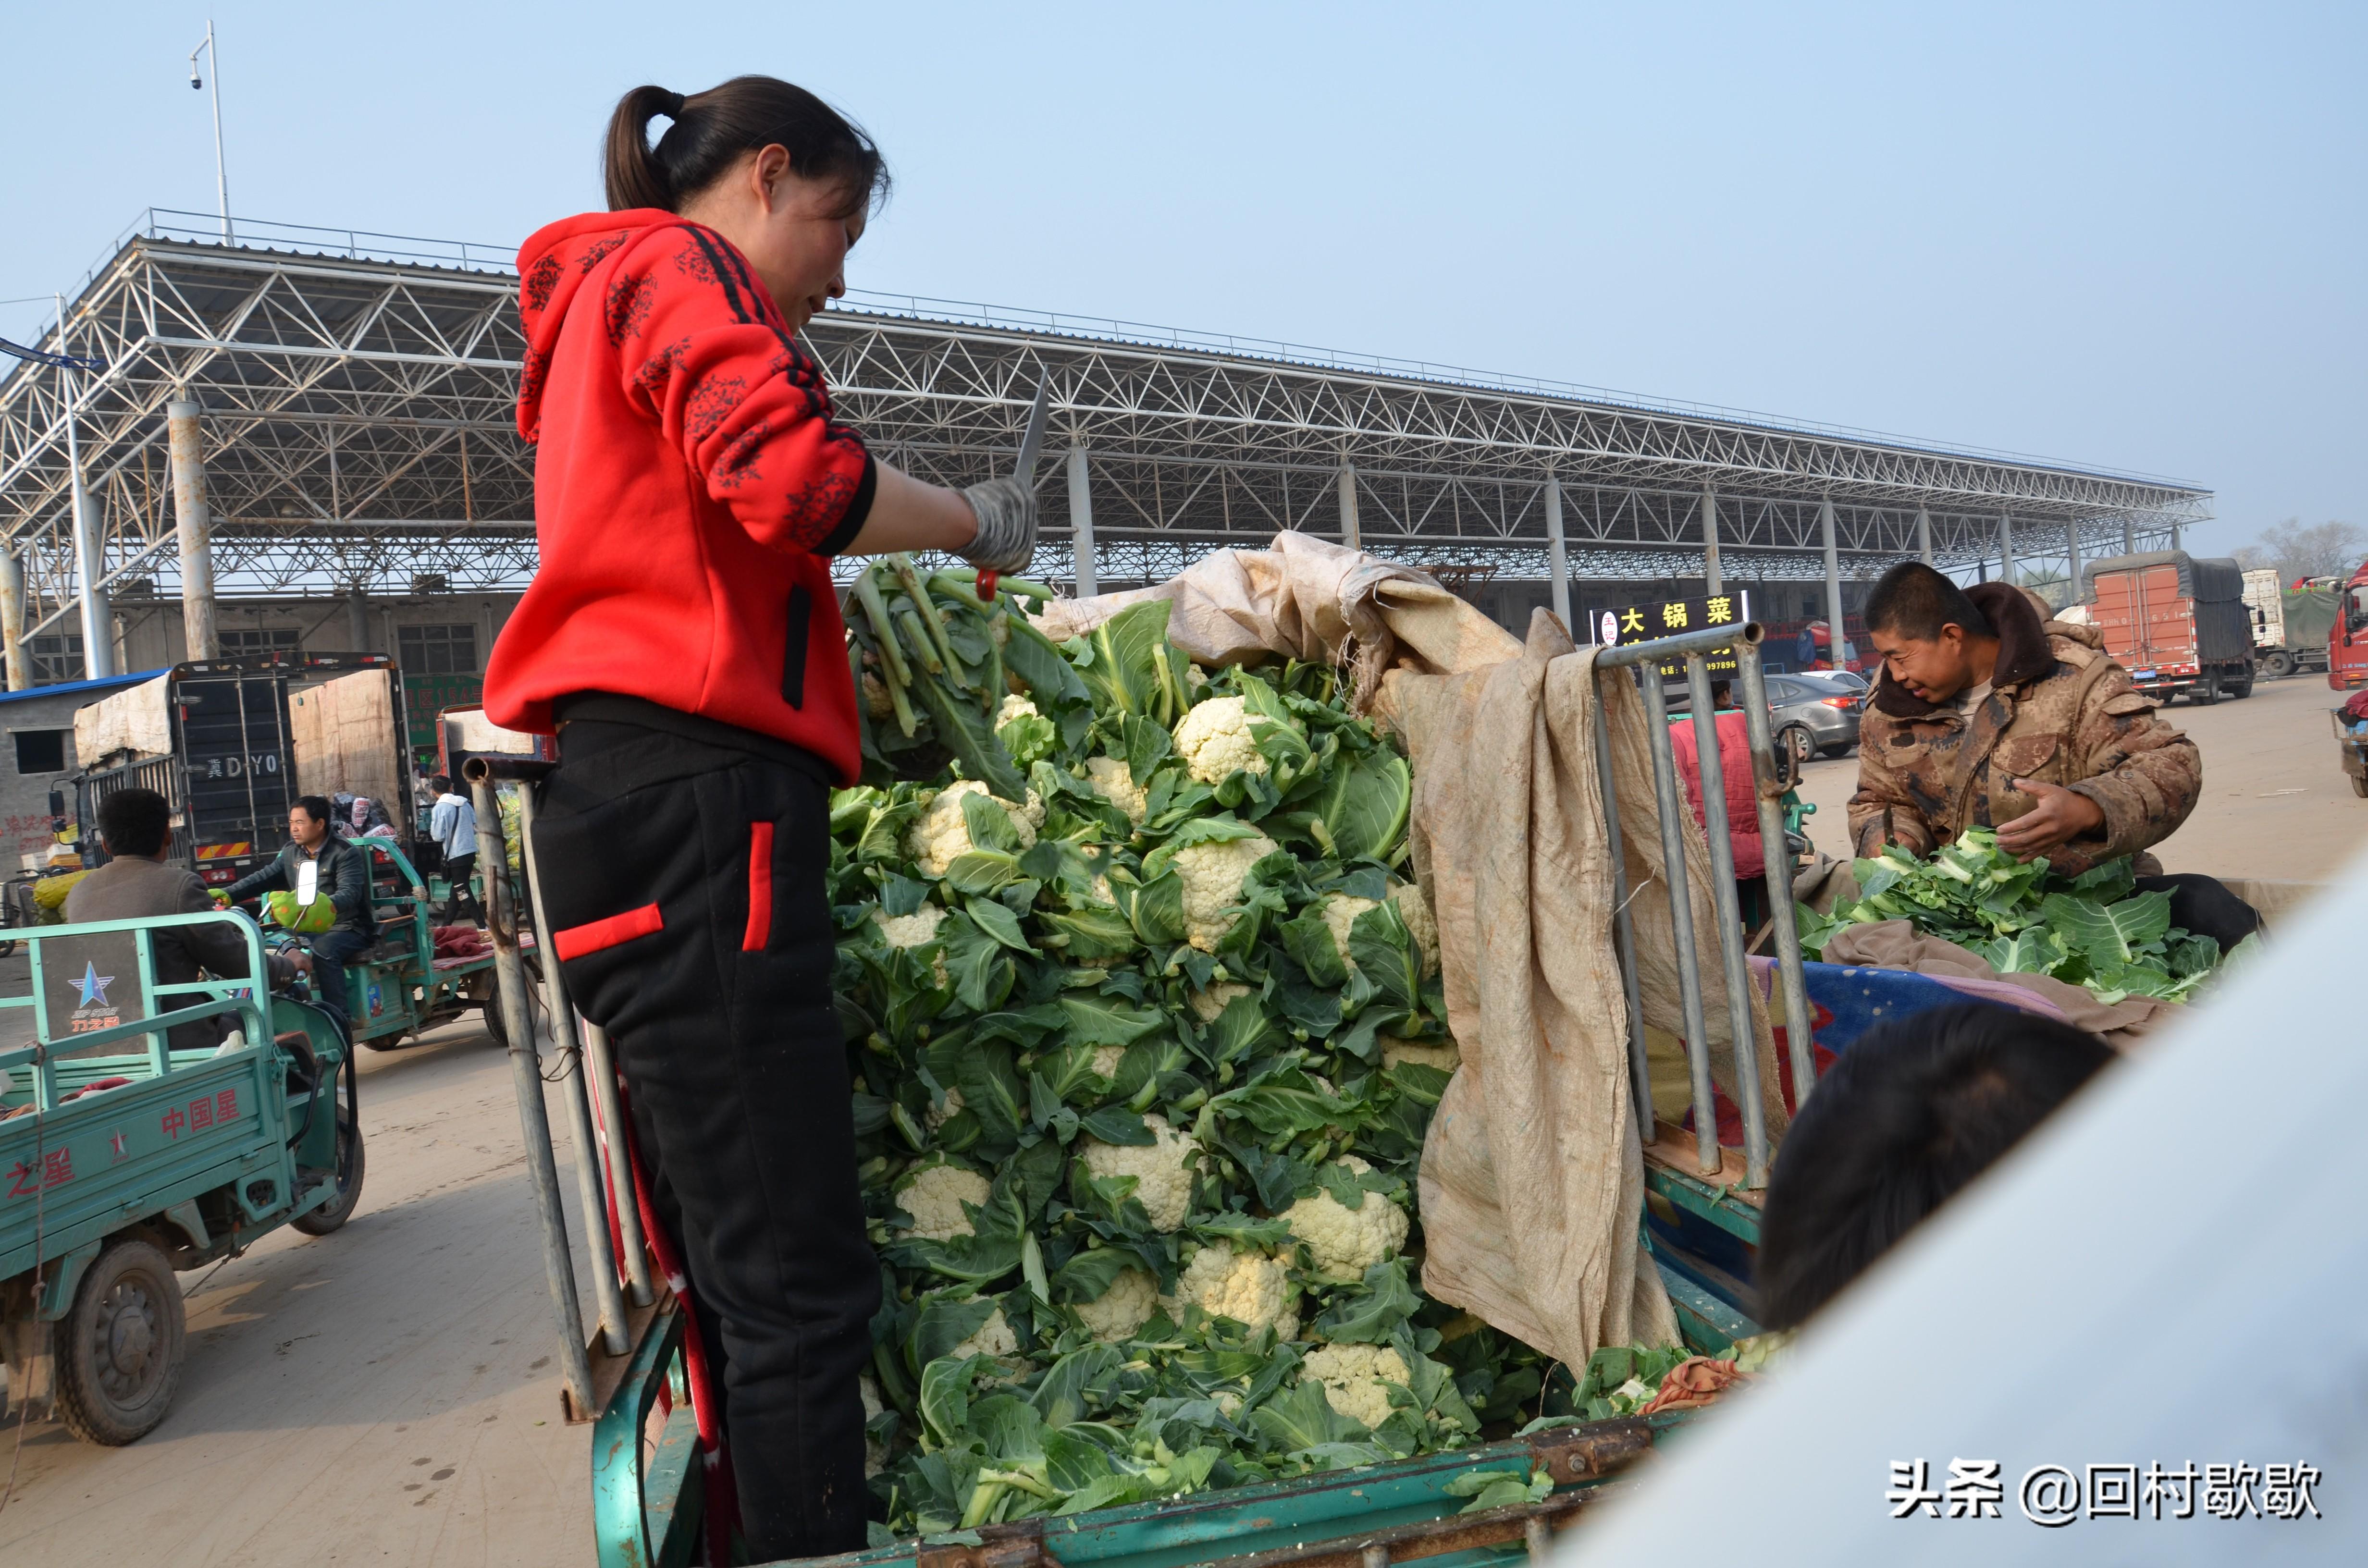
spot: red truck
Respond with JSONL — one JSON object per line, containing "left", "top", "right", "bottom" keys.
{"left": 2329, "top": 561, "right": 2368, "bottom": 692}
{"left": 2085, "top": 550, "right": 2255, "bottom": 705}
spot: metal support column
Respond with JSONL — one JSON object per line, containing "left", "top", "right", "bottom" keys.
{"left": 1999, "top": 513, "right": 2016, "bottom": 584}
{"left": 1915, "top": 507, "right": 1933, "bottom": 566}
{"left": 2066, "top": 519, "right": 2085, "bottom": 604}
{"left": 167, "top": 400, "right": 220, "bottom": 661}
{"left": 1337, "top": 459, "right": 1360, "bottom": 551}
{"left": 0, "top": 551, "right": 26, "bottom": 692}
{"left": 515, "top": 784, "right": 631, "bottom": 1359}
{"left": 1819, "top": 498, "right": 1846, "bottom": 669}
{"left": 467, "top": 769, "right": 595, "bottom": 1418}
{"left": 70, "top": 479, "right": 114, "bottom": 679}
{"left": 2170, "top": 522, "right": 2183, "bottom": 551}
{"left": 2122, "top": 515, "right": 2136, "bottom": 555}
{"left": 1066, "top": 446, "right": 1097, "bottom": 596}
{"left": 1701, "top": 484, "right": 1723, "bottom": 597}
{"left": 1544, "top": 478, "right": 1570, "bottom": 629}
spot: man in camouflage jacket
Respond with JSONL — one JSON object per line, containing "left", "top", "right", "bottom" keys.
{"left": 1848, "top": 570, "right": 2200, "bottom": 879}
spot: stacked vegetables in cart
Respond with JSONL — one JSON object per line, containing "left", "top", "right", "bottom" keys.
{"left": 832, "top": 559, "right": 1553, "bottom": 1534}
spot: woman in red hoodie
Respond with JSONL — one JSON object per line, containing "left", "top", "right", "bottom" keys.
{"left": 486, "top": 78, "right": 1033, "bottom": 1559}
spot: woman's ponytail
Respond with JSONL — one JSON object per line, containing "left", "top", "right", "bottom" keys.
{"left": 599, "top": 76, "right": 888, "bottom": 218}
{"left": 604, "top": 85, "right": 687, "bottom": 211}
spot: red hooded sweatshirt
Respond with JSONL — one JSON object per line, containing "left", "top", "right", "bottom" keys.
{"left": 484, "top": 210, "right": 874, "bottom": 781}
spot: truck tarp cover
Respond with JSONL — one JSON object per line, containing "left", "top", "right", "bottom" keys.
{"left": 2085, "top": 550, "right": 2254, "bottom": 667}
{"left": 72, "top": 673, "right": 175, "bottom": 766}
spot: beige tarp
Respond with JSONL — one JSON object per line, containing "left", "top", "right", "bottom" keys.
{"left": 290, "top": 669, "right": 406, "bottom": 812}
{"left": 1820, "top": 919, "right": 2179, "bottom": 1051}
{"left": 1041, "top": 533, "right": 1790, "bottom": 1365}
{"left": 72, "top": 673, "right": 175, "bottom": 768}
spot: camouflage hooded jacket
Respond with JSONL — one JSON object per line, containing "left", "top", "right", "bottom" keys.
{"left": 1847, "top": 583, "right": 2201, "bottom": 877}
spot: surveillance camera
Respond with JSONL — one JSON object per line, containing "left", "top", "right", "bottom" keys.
{"left": 191, "top": 73, "right": 203, "bottom": 89}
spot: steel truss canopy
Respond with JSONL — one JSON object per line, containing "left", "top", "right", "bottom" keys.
{"left": 1, "top": 210, "right": 2211, "bottom": 638}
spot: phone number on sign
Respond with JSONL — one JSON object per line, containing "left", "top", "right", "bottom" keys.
{"left": 1887, "top": 1459, "right": 2321, "bottom": 1525}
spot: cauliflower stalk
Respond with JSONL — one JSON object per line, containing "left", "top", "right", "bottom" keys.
{"left": 895, "top": 1159, "right": 991, "bottom": 1242}
{"left": 905, "top": 781, "right": 1046, "bottom": 878}
{"left": 1172, "top": 833, "right": 1279, "bottom": 953}
{"left": 1162, "top": 1241, "right": 1298, "bottom": 1339}
{"left": 1298, "top": 1343, "right": 1410, "bottom": 1430}
{"left": 1282, "top": 1156, "right": 1411, "bottom": 1281}
{"left": 1173, "top": 696, "right": 1268, "bottom": 784}
{"left": 1079, "top": 1113, "right": 1200, "bottom": 1231}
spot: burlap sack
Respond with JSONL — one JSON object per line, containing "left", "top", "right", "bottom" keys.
{"left": 1041, "top": 532, "right": 1788, "bottom": 1365}
{"left": 1820, "top": 919, "right": 2179, "bottom": 1050}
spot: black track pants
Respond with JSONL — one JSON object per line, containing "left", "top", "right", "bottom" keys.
{"left": 532, "top": 725, "right": 879, "bottom": 1561}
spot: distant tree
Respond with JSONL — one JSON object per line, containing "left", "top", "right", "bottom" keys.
{"left": 2249, "top": 519, "right": 2366, "bottom": 583}
{"left": 2232, "top": 544, "right": 2276, "bottom": 572}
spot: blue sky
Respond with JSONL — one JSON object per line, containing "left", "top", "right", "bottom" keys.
{"left": 3, "top": 1, "right": 2359, "bottom": 559}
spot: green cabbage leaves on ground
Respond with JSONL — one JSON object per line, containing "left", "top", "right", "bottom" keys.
{"left": 832, "top": 559, "right": 1564, "bottom": 1539}
{"left": 1794, "top": 827, "right": 2255, "bottom": 1004}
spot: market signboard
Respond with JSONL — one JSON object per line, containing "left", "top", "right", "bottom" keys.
{"left": 404, "top": 672, "right": 485, "bottom": 756}
{"left": 1590, "top": 591, "right": 1753, "bottom": 677}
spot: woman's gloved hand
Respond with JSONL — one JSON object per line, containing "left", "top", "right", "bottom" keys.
{"left": 959, "top": 477, "right": 1038, "bottom": 573}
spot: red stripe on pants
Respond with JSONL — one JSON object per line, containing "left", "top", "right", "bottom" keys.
{"left": 743, "top": 821, "right": 775, "bottom": 952}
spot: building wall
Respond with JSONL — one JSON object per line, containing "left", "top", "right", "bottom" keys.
{"left": 0, "top": 686, "right": 130, "bottom": 872}
{"left": 106, "top": 592, "right": 520, "bottom": 673}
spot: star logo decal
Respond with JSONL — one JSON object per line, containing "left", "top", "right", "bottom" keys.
{"left": 109, "top": 1129, "right": 129, "bottom": 1161}
{"left": 75, "top": 961, "right": 116, "bottom": 1008}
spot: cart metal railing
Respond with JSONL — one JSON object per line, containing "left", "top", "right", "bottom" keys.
{"left": 1590, "top": 620, "right": 1817, "bottom": 1190}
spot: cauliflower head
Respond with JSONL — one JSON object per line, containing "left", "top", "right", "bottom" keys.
{"left": 952, "top": 1305, "right": 1019, "bottom": 1360}
{"left": 1080, "top": 1113, "right": 1200, "bottom": 1231}
{"left": 1298, "top": 1343, "right": 1410, "bottom": 1430}
{"left": 873, "top": 903, "right": 952, "bottom": 988}
{"left": 1187, "top": 980, "right": 1252, "bottom": 1023}
{"left": 1083, "top": 756, "right": 1148, "bottom": 825}
{"left": 1381, "top": 1036, "right": 1462, "bottom": 1075}
{"left": 1173, "top": 696, "right": 1269, "bottom": 784}
{"left": 1163, "top": 1242, "right": 1297, "bottom": 1339}
{"left": 895, "top": 1159, "right": 991, "bottom": 1242}
{"left": 1282, "top": 1156, "right": 1410, "bottom": 1280}
{"left": 905, "top": 782, "right": 1046, "bottom": 877}
{"left": 1320, "top": 881, "right": 1441, "bottom": 978}
{"left": 925, "top": 1086, "right": 966, "bottom": 1131}
{"left": 1088, "top": 1042, "right": 1128, "bottom": 1079}
{"left": 1072, "top": 1265, "right": 1159, "bottom": 1342}
{"left": 1172, "top": 833, "right": 1279, "bottom": 952}
{"left": 997, "top": 693, "right": 1040, "bottom": 725}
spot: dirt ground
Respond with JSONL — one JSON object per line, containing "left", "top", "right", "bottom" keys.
{"left": 1, "top": 673, "right": 2355, "bottom": 1568}
{"left": 0, "top": 1018, "right": 597, "bottom": 1567}
{"left": 1792, "top": 672, "right": 2368, "bottom": 889}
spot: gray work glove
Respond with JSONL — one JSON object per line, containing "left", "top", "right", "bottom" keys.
{"left": 960, "top": 477, "right": 1039, "bottom": 574}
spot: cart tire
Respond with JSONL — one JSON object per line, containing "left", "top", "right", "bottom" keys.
{"left": 481, "top": 962, "right": 547, "bottom": 1053}
{"left": 2352, "top": 772, "right": 2368, "bottom": 799}
{"left": 54, "top": 1237, "right": 186, "bottom": 1446}
{"left": 294, "top": 1059, "right": 366, "bottom": 1236}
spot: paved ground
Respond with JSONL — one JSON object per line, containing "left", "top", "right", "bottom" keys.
{"left": 0, "top": 1016, "right": 596, "bottom": 1568}
{"left": 1791, "top": 672, "right": 2368, "bottom": 889}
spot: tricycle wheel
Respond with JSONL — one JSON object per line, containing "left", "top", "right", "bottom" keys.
{"left": 2351, "top": 772, "right": 2368, "bottom": 799}
{"left": 481, "top": 960, "right": 547, "bottom": 1053}
{"left": 55, "top": 1237, "right": 185, "bottom": 1446}
{"left": 294, "top": 1055, "right": 365, "bottom": 1236}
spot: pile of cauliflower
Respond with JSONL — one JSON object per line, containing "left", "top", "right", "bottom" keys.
{"left": 832, "top": 599, "right": 1548, "bottom": 1538}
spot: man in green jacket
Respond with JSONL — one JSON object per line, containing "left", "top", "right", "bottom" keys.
{"left": 221, "top": 795, "right": 375, "bottom": 1037}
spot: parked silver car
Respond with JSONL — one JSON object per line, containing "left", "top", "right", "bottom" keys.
{"left": 1765, "top": 673, "right": 1864, "bottom": 762}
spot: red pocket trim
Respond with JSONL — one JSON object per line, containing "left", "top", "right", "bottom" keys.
{"left": 553, "top": 903, "right": 664, "bottom": 961}
{"left": 743, "top": 821, "right": 776, "bottom": 952}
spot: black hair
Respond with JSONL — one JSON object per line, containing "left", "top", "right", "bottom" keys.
{"left": 98, "top": 787, "right": 171, "bottom": 858}
{"left": 1753, "top": 1003, "right": 2113, "bottom": 1329}
{"left": 293, "top": 795, "right": 334, "bottom": 826}
{"left": 604, "top": 77, "right": 889, "bottom": 219}
{"left": 1862, "top": 561, "right": 1993, "bottom": 642}
{"left": 429, "top": 775, "right": 451, "bottom": 794}
{"left": 1709, "top": 679, "right": 1734, "bottom": 708}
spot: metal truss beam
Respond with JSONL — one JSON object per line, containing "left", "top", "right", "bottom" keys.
{"left": 0, "top": 224, "right": 2210, "bottom": 636}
